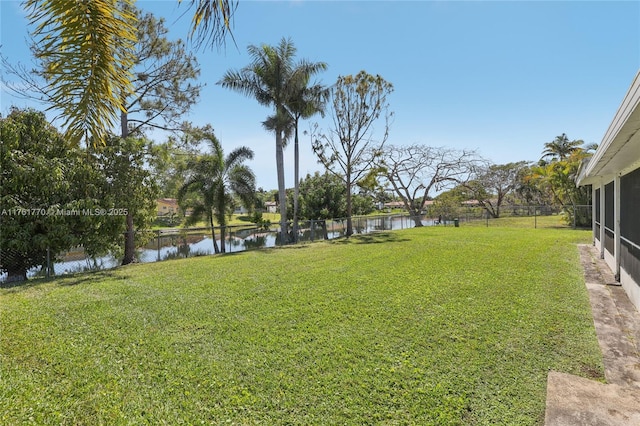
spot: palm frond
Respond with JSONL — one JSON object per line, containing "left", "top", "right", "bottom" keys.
{"left": 25, "top": 0, "right": 138, "bottom": 146}
{"left": 177, "top": 128, "right": 255, "bottom": 237}
{"left": 225, "top": 146, "right": 254, "bottom": 169}
{"left": 262, "top": 112, "right": 294, "bottom": 145}
{"left": 178, "top": 0, "right": 237, "bottom": 50}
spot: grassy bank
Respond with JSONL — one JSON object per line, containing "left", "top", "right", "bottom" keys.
{"left": 0, "top": 225, "right": 602, "bottom": 424}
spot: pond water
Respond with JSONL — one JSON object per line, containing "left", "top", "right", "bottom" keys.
{"left": 12, "top": 215, "right": 437, "bottom": 280}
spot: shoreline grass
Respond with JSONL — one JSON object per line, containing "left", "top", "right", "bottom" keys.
{"left": 1, "top": 224, "right": 602, "bottom": 424}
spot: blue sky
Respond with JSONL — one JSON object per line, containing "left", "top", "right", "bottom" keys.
{"left": 1, "top": 0, "right": 639, "bottom": 191}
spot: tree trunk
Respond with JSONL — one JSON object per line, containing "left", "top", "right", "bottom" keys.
{"left": 276, "top": 130, "right": 288, "bottom": 243}
{"left": 121, "top": 110, "right": 128, "bottom": 139}
{"left": 321, "top": 220, "right": 329, "bottom": 240}
{"left": 410, "top": 208, "right": 423, "bottom": 227}
{"left": 220, "top": 225, "right": 226, "bottom": 253}
{"left": 3, "top": 264, "right": 27, "bottom": 285}
{"left": 120, "top": 110, "right": 137, "bottom": 266}
{"left": 481, "top": 201, "right": 499, "bottom": 219}
{"left": 122, "top": 212, "right": 136, "bottom": 265}
{"left": 292, "top": 122, "right": 300, "bottom": 243}
{"left": 210, "top": 215, "right": 220, "bottom": 254}
{"left": 345, "top": 179, "right": 353, "bottom": 237}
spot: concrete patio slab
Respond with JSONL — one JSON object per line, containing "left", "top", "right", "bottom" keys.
{"left": 544, "top": 244, "right": 640, "bottom": 425}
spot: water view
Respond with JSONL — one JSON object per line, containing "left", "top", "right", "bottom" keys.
{"left": 12, "top": 214, "right": 439, "bottom": 280}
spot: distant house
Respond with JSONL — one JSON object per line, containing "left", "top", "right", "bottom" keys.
{"left": 380, "top": 200, "right": 434, "bottom": 212}
{"left": 577, "top": 70, "right": 640, "bottom": 312}
{"left": 461, "top": 199, "right": 499, "bottom": 207}
{"left": 156, "top": 198, "right": 178, "bottom": 216}
{"left": 384, "top": 201, "right": 406, "bottom": 210}
{"left": 233, "top": 205, "right": 249, "bottom": 215}
{"left": 265, "top": 201, "right": 277, "bottom": 214}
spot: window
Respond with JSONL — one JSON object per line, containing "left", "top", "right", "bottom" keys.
{"left": 595, "top": 188, "right": 600, "bottom": 223}
{"left": 604, "top": 181, "right": 614, "bottom": 232}
{"left": 621, "top": 167, "right": 640, "bottom": 245}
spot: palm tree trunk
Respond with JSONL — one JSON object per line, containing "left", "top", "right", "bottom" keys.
{"left": 292, "top": 121, "right": 300, "bottom": 243}
{"left": 276, "top": 130, "right": 288, "bottom": 243}
{"left": 209, "top": 215, "right": 220, "bottom": 254}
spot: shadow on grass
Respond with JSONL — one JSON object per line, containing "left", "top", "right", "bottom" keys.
{"left": 333, "top": 232, "right": 411, "bottom": 245}
{"left": 56, "top": 269, "right": 130, "bottom": 287}
{"left": 0, "top": 278, "right": 45, "bottom": 292}
{"left": 0, "top": 269, "right": 130, "bottom": 293}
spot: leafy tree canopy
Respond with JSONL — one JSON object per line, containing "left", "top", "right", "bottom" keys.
{"left": 0, "top": 108, "right": 82, "bottom": 281}
{"left": 293, "top": 171, "right": 374, "bottom": 221}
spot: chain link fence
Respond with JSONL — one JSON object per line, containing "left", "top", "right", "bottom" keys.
{"left": 1, "top": 205, "right": 590, "bottom": 284}
{"left": 458, "top": 204, "right": 592, "bottom": 229}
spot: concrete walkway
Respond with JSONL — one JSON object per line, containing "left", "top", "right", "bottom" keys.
{"left": 544, "top": 244, "right": 640, "bottom": 425}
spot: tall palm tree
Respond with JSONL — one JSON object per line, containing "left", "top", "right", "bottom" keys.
{"left": 542, "top": 133, "right": 584, "bottom": 162}
{"left": 285, "top": 80, "right": 328, "bottom": 242}
{"left": 178, "top": 131, "right": 255, "bottom": 254}
{"left": 218, "top": 37, "right": 326, "bottom": 243}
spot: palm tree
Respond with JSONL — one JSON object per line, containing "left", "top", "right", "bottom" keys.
{"left": 285, "top": 80, "right": 328, "bottom": 242}
{"left": 542, "top": 133, "right": 584, "bottom": 162}
{"left": 218, "top": 37, "right": 326, "bottom": 243}
{"left": 178, "top": 131, "right": 255, "bottom": 254}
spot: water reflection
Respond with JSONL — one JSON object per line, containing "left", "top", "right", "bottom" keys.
{"left": 41, "top": 215, "right": 432, "bottom": 278}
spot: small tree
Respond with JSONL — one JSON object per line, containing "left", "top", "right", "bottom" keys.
{"left": 530, "top": 151, "right": 592, "bottom": 226}
{"left": 312, "top": 71, "right": 393, "bottom": 236}
{"left": 90, "top": 136, "right": 160, "bottom": 263}
{"left": 513, "top": 163, "right": 552, "bottom": 213}
{"left": 178, "top": 128, "right": 255, "bottom": 253}
{"left": 432, "top": 188, "right": 466, "bottom": 223}
{"left": 295, "top": 172, "right": 346, "bottom": 239}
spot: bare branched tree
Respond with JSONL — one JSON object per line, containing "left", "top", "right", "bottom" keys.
{"left": 379, "top": 145, "right": 481, "bottom": 226}
{"left": 463, "top": 161, "right": 529, "bottom": 218}
{"left": 312, "top": 71, "right": 393, "bottom": 236}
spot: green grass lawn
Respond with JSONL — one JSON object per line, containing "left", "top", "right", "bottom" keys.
{"left": 0, "top": 224, "right": 603, "bottom": 425}
{"left": 464, "top": 214, "right": 576, "bottom": 229}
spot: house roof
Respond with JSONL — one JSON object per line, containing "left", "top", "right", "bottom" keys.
{"left": 157, "top": 198, "right": 178, "bottom": 207}
{"left": 578, "top": 70, "right": 640, "bottom": 185}
{"left": 384, "top": 201, "right": 405, "bottom": 208}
